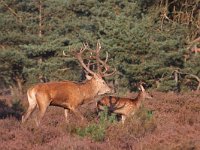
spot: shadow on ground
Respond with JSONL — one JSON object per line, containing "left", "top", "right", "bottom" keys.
{"left": 0, "top": 100, "right": 24, "bottom": 120}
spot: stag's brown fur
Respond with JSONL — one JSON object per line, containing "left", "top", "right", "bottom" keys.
{"left": 22, "top": 76, "right": 111, "bottom": 126}
{"left": 97, "top": 85, "right": 152, "bottom": 123}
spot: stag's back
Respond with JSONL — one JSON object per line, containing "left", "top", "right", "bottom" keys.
{"left": 28, "top": 81, "right": 85, "bottom": 107}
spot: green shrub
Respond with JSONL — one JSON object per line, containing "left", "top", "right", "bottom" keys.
{"left": 75, "top": 107, "right": 117, "bottom": 141}
{"left": 11, "top": 99, "right": 24, "bottom": 113}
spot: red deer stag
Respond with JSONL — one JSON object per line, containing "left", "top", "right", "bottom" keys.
{"left": 22, "top": 41, "right": 115, "bottom": 126}
{"left": 97, "top": 84, "right": 152, "bottom": 124}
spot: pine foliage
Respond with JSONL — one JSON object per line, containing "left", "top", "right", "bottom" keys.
{"left": 0, "top": 0, "right": 199, "bottom": 92}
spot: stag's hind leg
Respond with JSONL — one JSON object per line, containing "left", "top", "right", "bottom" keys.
{"left": 35, "top": 96, "right": 50, "bottom": 126}
{"left": 22, "top": 103, "right": 37, "bottom": 123}
{"left": 36, "top": 106, "right": 48, "bottom": 126}
{"left": 22, "top": 90, "right": 37, "bottom": 123}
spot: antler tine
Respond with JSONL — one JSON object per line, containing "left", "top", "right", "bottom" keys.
{"left": 87, "top": 60, "right": 91, "bottom": 68}
{"left": 94, "top": 41, "right": 109, "bottom": 75}
{"left": 95, "top": 41, "right": 102, "bottom": 74}
{"left": 75, "top": 43, "right": 96, "bottom": 76}
{"left": 75, "top": 41, "right": 116, "bottom": 78}
{"left": 104, "top": 51, "right": 108, "bottom": 63}
{"left": 63, "top": 45, "right": 72, "bottom": 57}
{"left": 84, "top": 60, "right": 97, "bottom": 75}
{"left": 79, "top": 42, "right": 89, "bottom": 54}
{"left": 96, "top": 40, "right": 101, "bottom": 52}
{"left": 102, "top": 68, "right": 117, "bottom": 77}
{"left": 98, "top": 51, "right": 116, "bottom": 77}
{"left": 83, "top": 60, "right": 91, "bottom": 77}
{"left": 63, "top": 50, "right": 68, "bottom": 56}
{"left": 95, "top": 41, "right": 116, "bottom": 77}
{"left": 99, "top": 51, "right": 109, "bottom": 73}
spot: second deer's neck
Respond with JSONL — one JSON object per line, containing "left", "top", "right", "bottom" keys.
{"left": 134, "top": 91, "right": 145, "bottom": 102}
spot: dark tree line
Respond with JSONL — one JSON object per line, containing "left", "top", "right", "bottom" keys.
{"left": 0, "top": 0, "right": 199, "bottom": 98}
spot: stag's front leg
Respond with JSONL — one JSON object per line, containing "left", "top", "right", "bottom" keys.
{"left": 121, "top": 115, "right": 126, "bottom": 124}
{"left": 64, "top": 108, "right": 70, "bottom": 123}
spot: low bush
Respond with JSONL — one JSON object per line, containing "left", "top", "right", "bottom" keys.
{"left": 106, "top": 106, "right": 157, "bottom": 142}
{"left": 74, "top": 107, "right": 117, "bottom": 141}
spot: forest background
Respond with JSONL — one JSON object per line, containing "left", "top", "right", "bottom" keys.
{"left": 0, "top": 0, "right": 199, "bottom": 99}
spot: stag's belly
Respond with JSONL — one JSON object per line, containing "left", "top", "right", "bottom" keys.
{"left": 49, "top": 95, "right": 82, "bottom": 110}
{"left": 50, "top": 100, "right": 70, "bottom": 109}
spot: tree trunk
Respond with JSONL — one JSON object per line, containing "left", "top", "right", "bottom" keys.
{"left": 15, "top": 76, "right": 23, "bottom": 96}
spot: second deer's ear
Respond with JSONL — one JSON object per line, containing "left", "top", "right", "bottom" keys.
{"left": 138, "top": 86, "right": 141, "bottom": 91}
{"left": 140, "top": 84, "right": 145, "bottom": 92}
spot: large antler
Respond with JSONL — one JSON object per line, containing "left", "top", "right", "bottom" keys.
{"left": 74, "top": 43, "right": 97, "bottom": 76}
{"left": 64, "top": 41, "right": 116, "bottom": 78}
{"left": 94, "top": 41, "right": 116, "bottom": 77}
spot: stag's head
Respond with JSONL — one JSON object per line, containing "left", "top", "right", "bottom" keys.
{"left": 65, "top": 41, "right": 116, "bottom": 95}
{"left": 91, "top": 74, "right": 112, "bottom": 95}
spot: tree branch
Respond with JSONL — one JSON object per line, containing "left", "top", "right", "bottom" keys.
{"left": 1, "top": 0, "right": 22, "bottom": 23}
{"left": 175, "top": 70, "right": 200, "bottom": 91}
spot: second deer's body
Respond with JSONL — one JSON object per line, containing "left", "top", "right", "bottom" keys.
{"left": 97, "top": 85, "right": 152, "bottom": 123}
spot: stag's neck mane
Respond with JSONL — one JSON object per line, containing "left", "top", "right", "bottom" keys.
{"left": 78, "top": 77, "right": 98, "bottom": 102}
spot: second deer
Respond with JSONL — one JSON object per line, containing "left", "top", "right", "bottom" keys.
{"left": 96, "top": 84, "right": 153, "bottom": 123}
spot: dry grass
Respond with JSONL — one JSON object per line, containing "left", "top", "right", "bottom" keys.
{"left": 0, "top": 91, "right": 200, "bottom": 150}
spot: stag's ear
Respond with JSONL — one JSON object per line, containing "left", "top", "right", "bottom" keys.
{"left": 93, "top": 74, "right": 103, "bottom": 80}
{"left": 86, "top": 74, "right": 93, "bottom": 80}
